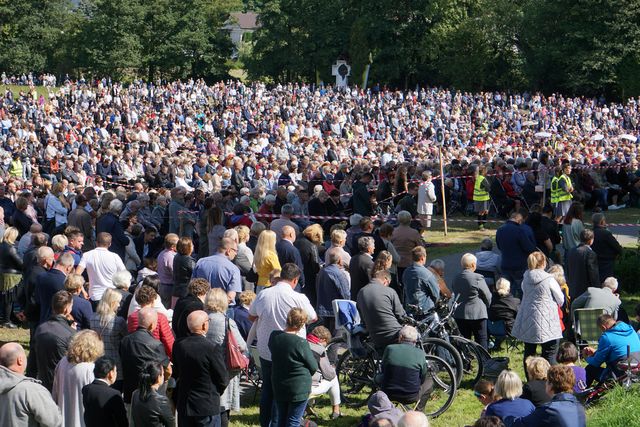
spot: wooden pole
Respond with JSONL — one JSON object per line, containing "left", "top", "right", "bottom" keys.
{"left": 439, "top": 146, "right": 448, "bottom": 236}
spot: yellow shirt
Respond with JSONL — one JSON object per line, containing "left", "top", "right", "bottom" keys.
{"left": 256, "top": 251, "right": 282, "bottom": 286}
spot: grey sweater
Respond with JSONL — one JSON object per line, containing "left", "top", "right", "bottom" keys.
{"left": 0, "top": 366, "right": 62, "bottom": 427}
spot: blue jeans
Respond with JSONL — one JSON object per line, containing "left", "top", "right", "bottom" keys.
{"left": 178, "top": 413, "right": 221, "bottom": 427}
{"left": 259, "top": 358, "right": 274, "bottom": 427}
{"left": 273, "top": 400, "right": 308, "bottom": 427}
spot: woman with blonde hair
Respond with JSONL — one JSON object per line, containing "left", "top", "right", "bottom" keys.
{"left": 234, "top": 225, "right": 255, "bottom": 291}
{"left": 51, "top": 234, "right": 68, "bottom": 259}
{"left": 485, "top": 370, "right": 535, "bottom": 421}
{"left": 295, "top": 224, "right": 325, "bottom": 307}
{"left": 0, "top": 227, "right": 23, "bottom": 328}
{"left": 90, "top": 288, "right": 127, "bottom": 390}
{"left": 370, "top": 250, "right": 393, "bottom": 279}
{"left": 512, "top": 251, "right": 564, "bottom": 375}
{"left": 522, "top": 356, "right": 552, "bottom": 407}
{"left": 53, "top": 329, "right": 105, "bottom": 427}
{"left": 253, "top": 230, "right": 281, "bottom": 291}
{"left": 204, "top": 288, "right": 247, "bottom": 427}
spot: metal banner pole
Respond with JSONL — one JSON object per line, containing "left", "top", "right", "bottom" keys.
{"left": 439, "top": 146, "right": 448, "bottom": 236}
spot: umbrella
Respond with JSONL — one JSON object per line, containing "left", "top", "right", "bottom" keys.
{"left": 591, "top": 134, "right": 605, "bottom": 141}
{"left": 534, "top": 131, "right": 552, "bottom": 138}
{"left": 619, "top": 134, "right": 637, "bottom": 142}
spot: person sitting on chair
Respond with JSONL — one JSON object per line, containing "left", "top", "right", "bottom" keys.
{"left": 307, "top": 326, "right": 342, "bottom": 419}
{"left": 488, "top": 278, "right": 520, "bottom": 335}
{"left": 379, "top": 325, "right": 431, "bottom": 410}
{"left": 582, "top": 314, "right": 640, "bottom": 387}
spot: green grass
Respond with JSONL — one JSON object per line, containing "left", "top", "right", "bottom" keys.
{"left": 586, "top": 385, "right": 640, "bottom": 427}
{"left": 0, "top": 84, "right": 52, "bottom": 100}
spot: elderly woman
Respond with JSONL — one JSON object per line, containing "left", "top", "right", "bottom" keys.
{"left": 204, "top": 288, "right": 247, "bottom": 427}
{"left": 452, "top": 253, "right": 492, "bottom": 349}
{"left": 512, "top": 252, "right": 564, "bottom": 371}
{"left": 0, "top": 227, "right": 23, "bottom": 328}
{"left": 90, "top": 288, "right": 127, "bottom": 390}
{"left": 488, "top": 278, "right": 520, "bottom": 335}
{"left": 475, "top": 238, "right": 501, "bottom": 287}
{"left": 295, "top": 224, "right": 325, "bottom": 307}
{"left": 269, "top": 308, "right": 318, "bottom": 427}
{"left": 325, "top": 228, "right": 351, "bottom": 267}
{"left": 52, "top": 330, "right": 105, "bottom": 427}
{"left": 485, "top": 370, "right": 535, "bottom": 421}
{"left": 391, "top": 210, "right": 424, "bottom": 281}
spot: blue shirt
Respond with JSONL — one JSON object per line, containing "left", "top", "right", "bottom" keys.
{"left": 71, "top": 295, "right": 93, "bottom": 330}
{"left": 486, "top": 397, "right": 535, "bottom": 420}
{"left": 586, "top": 321, "right": 640, "bottom": 368}
{"left": 192, "top": 253, "right": 242, "bottom": 294}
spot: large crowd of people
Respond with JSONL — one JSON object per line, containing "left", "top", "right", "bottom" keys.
{"left": 0, "top": 76, "right": 639, "bottom": 427}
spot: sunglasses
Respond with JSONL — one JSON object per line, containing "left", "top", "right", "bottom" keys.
{"left": 473, "top": 391, "right": 483, "bottom": 398}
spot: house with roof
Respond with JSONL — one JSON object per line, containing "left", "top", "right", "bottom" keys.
{"left": 224, "top": 12, "right": 259, "bottom": 58}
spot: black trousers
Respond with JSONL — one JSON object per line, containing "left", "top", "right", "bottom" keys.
{"left": 456, "top": 318, "right": 488, "bottom": 350}
{"left": 523, "top": 340, "right": 559, "bottom": 380}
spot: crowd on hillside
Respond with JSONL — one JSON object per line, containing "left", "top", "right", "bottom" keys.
{"left": 0, "top": 76, "right": 639, "bottom": 427}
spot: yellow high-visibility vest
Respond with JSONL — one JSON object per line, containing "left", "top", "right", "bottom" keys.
{"left": 473, "top": 176, "right": 490, "bottom": 202}
{"left": 556, "top": 174, "right": 573, "bottom": 202}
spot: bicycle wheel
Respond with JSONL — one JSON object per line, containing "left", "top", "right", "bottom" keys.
{"left": 335, "top": 350, "right": 378, "bottom": 407}
{"left": 450, "top": 335, "right": 489, "bottom": 385}
{"left": 420, "top": 354, "right": 457, "bottom": 417}
{"left": 421, "top": 337, "right": 464, "bottom": 386}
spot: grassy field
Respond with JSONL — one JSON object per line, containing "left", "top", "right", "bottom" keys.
{"left": 0, "top": 84, "right": 52, "bottom": 99}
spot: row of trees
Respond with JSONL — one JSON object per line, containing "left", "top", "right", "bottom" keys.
{"left": 1, "top": 0, "right": 639, "bottom": 97}
{"left": 247, "top": 0, "right": 640, "bottom": 98}
{"left": 0, "top": 0, "right": 240, "bottom": 81}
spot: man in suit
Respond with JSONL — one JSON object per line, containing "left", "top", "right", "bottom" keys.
{"left": 275, "top": 225, "right": 306, "bottom": 290}
{"left": 352, "top": 172, "right": 374, "bottom": 216}
{"left": 566, "top": 229, "right": 600, "bottom": 299}
{"left": 402, "top": 247, "right": 440, "bottom": 313}
{"left": 173, "top": 310, "right": 229, "bottom": 427}
{"left": 495, "top": 212, "right": 536, "bottom": 298}
{"left": 349, "top": 236, "right": 375, "bottom": 300}
{"left": 82, "top": 356, "right": 127, "bottom": 427}
{"left": 34, "top": 252, "right": 75, "bottom": 325}
{"left": 120, "top": 307, "right": 170, "bottom": 404}
{"left": 571, "top": 277, "right": 622, "bottom": 319}
{"left": 31, "top": 290, "right": 76, "bottom": 391}
{"left": 350, "top": 217, "right": 385, "bottom": 258}
{"left": 591, "top": 213, "right": 623, "bottom": 282}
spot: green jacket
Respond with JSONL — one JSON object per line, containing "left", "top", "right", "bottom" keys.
{"left": 268, "top": 331, "right": 318, "bottom": 402}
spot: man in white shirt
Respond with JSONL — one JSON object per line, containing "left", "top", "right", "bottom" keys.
{"left": 248, "top": 263, "right": 317, "bottom": 427}
{"left": 76, "top": 232, "right": 126, "bottom": 307}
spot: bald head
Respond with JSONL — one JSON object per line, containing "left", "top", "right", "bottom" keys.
{"left": 0, "top": 342, "right": 27, "bottom": 374}
{"left": 187, "top": 310, "right": 209, "bottom": 335}
{"left": 398, "top": 411, "right": 429, "bottom": 427}
{"left": 138, "top": 307, "right": 158, "bottom": 331}
{"left": 282, "top": 225, "right": 296, "bottom": 241}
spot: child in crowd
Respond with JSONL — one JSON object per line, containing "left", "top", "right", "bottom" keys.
{"left": 474, "top": 379, "right": 495, "bottom": 417}
{"left": 234, "top": 290, "right": 256, "bottom": 342}
{"left": 556, "top": 341, "right": 587, "bottom": 393}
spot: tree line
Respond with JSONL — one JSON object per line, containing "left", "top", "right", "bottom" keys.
{"left": 0, "top": 0, "right": 240, "bottom": 81}
{"left": 1, "top": 0, "right": 640, "bottom": 98}
{"left": 246, "top": 0, "right": 640, "bottom": 98}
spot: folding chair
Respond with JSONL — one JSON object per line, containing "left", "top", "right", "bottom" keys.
{"left": 488, "top": 319, "right": 519, "bottom": 351}
{"left": 573, "top": 308, "right": 605, "bottom": 356}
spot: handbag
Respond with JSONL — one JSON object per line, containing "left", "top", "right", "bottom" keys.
{"left": 225, "top": 316, "right": 249, "bottom": 372}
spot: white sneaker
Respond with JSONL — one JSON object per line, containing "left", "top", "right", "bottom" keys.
{"left": 616, "top": 204, "right": 626, "bottom": 209}
{"left": 608, "top": 204, "right": 619, "bottom": 210}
